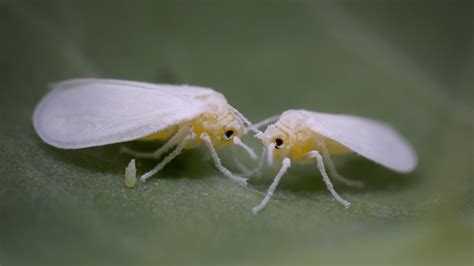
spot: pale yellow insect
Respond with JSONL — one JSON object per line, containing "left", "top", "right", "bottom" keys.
{"left": 252, "top": 110, "right": 417, "bottom": 214}
{"left": 33, "top": 79, "right": 259, "bottom": 187}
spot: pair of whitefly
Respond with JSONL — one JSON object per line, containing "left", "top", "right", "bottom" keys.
{"left": 33, "top": 79, "right": 418, "bottom": 214}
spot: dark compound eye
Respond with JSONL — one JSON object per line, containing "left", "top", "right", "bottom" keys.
{"left": 275, "top": 138, "right": 283, "bottom": 149}
{"left": 225, "top": 130, "right": 234, "bottom": 139}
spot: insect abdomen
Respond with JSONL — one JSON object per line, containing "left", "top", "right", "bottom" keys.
{"left": 139, "top": 125, "right": 178, "bottom": 141}
{"left": 315, "top": 133, "right": 351, "bottom": 155}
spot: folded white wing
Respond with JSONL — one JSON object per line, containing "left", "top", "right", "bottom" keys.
{"left": 33, "top": 79, "right": 209, "bottom": 149}
{"left": 297, "top": 110, "right": 417, "bottom": 173}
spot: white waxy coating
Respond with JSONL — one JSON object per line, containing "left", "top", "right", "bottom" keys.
{"left": 279, "top": 110, "right": 417, "bottom": 173}
{"left": 33, "top": 79, "right": 224, "bottom": 149}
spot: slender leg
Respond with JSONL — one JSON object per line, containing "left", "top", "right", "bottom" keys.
{"left": 252, "top": 158, "right": 291, "bottom": 214}
{"left": 307, "top": 151, "right": 351, "bottom": 208}
{"left": 139, "top": 133, "right": 195, "bottom": 182}
{"left": 316, "top": 140, "right": 364, "bottom": 188}
{"left": 121, "top": 125, "right": 192, "bottom": 159}
{"left": 200, "top": 133, "right": 248, "bottom": 186}
{"left": 231, "top": 146, "right": 251, "bottom": 175}
{"left": 266, "top": 143, "right": 275, "bottom": 166}
{"left": 232, "top": 146, "right": 266, "bottom": 178}
{"left": 233, "top": 136, "right": 257, "bottom": 160}
{"left": 249, "top": 147, "right": 267, "bottom": 178}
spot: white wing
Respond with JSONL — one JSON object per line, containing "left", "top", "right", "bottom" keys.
{"left": 64, "top": 78, "right": 217, "bottom": 97}
{"left": 33, "top": 79, "right": 209, "bottom": 149}
{"left": 297, "top": 110, "right": 417, "bottom": 173}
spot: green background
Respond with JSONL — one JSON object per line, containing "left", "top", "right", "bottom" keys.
{"left": 1, "top": 1, "right": 472, "bottom": 265}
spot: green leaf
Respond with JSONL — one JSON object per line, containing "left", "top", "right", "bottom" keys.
{"left": 1, "top": 1, "right": 472, "bottom": 265}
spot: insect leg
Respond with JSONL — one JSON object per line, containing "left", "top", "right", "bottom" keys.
{"left": 247, "top": 147, "right": 267, "bottom": 178}
{"left": 231, "top": 146, "right": 251, "bottom": 175}
{"left": 252, "top": 158, "right": 291, "bottom": 214}
{"left": 231, "top": 146, "right": 266, "bottom": 178}
{"left": 307, "top": 150, "right": 351, "bottom": 208}
{"left": 139, "top": 132, "right": 195, "bottom": 182}
{"left": 233, "top": 136, "right": 257, "bottom": 160}
{"left": 252, "top": 147, "right": 267, "bottom": 178}
{"left": 316, "top": 140, "right": 364, "bottom": 188}
{"left": 200, "top": 133, "right": 248, "bottom": 186}
{"left": 121, "top": 125, "right": 192, "bottom": 159}
{"left": 267, "top": 143, "right": 275, "bottom": 166}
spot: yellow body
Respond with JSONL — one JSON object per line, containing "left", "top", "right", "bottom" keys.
{"left": 138, "top": 111, "right": 244, "bottom": 149}
{"left": 262, "top": 119, "right": 351, "bottom": 164}
{"left": 275, "top": 130, "right": 350, "bottom": 163}
{"left": 139, "top": 125, "right": 178, "bottom": 141}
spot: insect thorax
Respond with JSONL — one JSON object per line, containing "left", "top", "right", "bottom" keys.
{"left": 185, "top": 107, "right": 243, "bottom": 148}
{"left": 139, "top": 102, "right": 243, "bottom": 149}
{"left": 272, "top": 120, "right": 317, "bottom": 163}
{"left": 267, "top": 112, "right": 351, "bottom": 164}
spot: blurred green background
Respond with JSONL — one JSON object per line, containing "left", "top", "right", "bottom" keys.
{"left": 1, "top": 1, "right": 472, "bottom": 265}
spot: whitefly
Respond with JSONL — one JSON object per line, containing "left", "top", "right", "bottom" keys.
{"left": 251, "top": 109, "right": 418, "bottom": 214}
{"left": 33, "top": 78, "right": 260, "bottom": 187}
